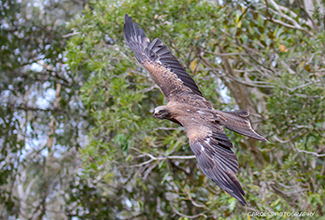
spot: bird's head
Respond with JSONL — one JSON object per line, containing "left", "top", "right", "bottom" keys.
{"left": 154, "top": 106, "right": 171, "bottom": 120}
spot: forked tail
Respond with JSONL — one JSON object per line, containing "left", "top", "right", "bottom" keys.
{"left": 217, "top": 110, "right": 267, "bottom": 142}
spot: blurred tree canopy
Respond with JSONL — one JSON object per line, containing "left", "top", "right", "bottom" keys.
{"left": 1, "top": 0, "right": 325, "bottom": 219}
{"left": 0, "top": 0, "right": 94, "bottom": 219}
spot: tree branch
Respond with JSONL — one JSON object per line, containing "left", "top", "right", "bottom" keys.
{"left": 129, "top": 148, "right": 196, "bottom": 168}
{"left": 266, "top": 0, "right": 314, "bottom": 36}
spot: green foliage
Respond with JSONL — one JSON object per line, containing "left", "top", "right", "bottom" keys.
{"left": 65, "top": 0, "right": 325, "bottom": 219}
{"left": 1, "top": 0, "right": 93, "bottom": 219}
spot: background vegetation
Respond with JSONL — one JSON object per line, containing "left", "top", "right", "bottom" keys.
{"left": 1, "top": 0, "right": 325, "bottom": 219}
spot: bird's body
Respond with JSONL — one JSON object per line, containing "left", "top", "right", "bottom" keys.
{"left": 123, "top": 14, "right": 267, "bottom": 206}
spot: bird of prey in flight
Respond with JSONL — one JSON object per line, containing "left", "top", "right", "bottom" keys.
{"left": 123, "top": 14, "right": 267, "bottom": 206}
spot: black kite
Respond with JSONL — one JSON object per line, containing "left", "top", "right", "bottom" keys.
{"left": 123, "top": 14, "right": 267, "bottom": 206}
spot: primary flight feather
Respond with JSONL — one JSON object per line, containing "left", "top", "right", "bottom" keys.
{"left": 123, "top": 14, "right": 267, "bottom": 206}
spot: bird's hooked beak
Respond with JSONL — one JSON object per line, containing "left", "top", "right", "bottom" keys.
{"left": 153, "top": 106, "right": 169, "bottom": 119}
{"left": 154, "top": 109, "right": 159, "bottom": 118}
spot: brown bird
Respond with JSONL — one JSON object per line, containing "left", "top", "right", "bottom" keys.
{"left": 124, "top": 14, "right": 267, "bottom": 206}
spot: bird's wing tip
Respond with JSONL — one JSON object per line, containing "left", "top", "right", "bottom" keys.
{"left": 261, "top": 137, "right": 268, "bottom": 142}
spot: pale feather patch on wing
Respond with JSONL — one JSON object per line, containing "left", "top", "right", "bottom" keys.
{"left": 142, "top": 61, "right": 190, "bottom": 99}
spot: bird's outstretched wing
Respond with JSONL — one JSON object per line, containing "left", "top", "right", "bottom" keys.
{"left": 123, "top": 14, "right": 203, "bottom": 100}
{"left": 181, "top": 120, "right": 247, "bottom": 205}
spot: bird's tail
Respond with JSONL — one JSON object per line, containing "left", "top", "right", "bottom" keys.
{"left": 216, "top": 110, "right": 267, "bottom": 142}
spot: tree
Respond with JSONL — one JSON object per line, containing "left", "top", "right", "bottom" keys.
{"left": 0, "top": 0, "right": 95, "bottom": 219}
{"left": 66, "top": 0, "right": 325, "bottom": 218}
{"left": 2, "top": 0, "right": 324, "bottom": 219}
